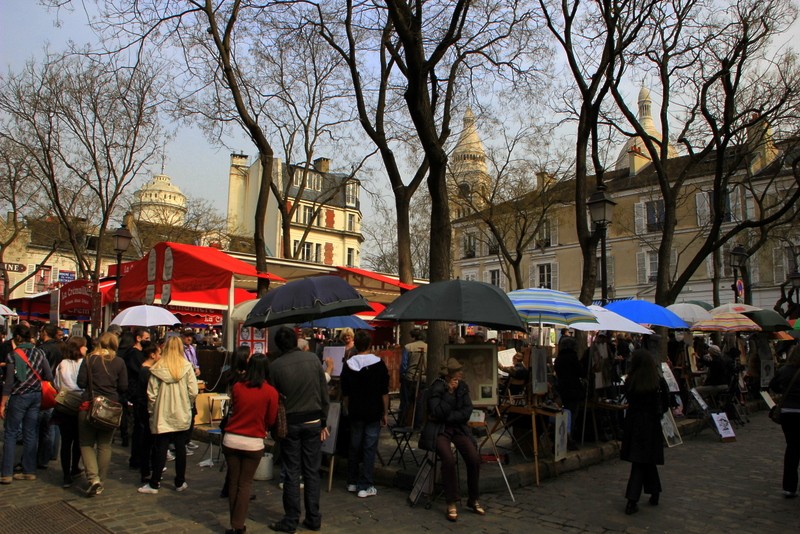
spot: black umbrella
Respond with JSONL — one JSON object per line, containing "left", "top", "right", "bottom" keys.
{"left": 376, "top": 279, "right": 526, "bottom": 332}
{"left": 742, "top": 309, "right": 792, "bottom": 332}
{"left": 244, "top": 275, "right": 371, "bottom": 328}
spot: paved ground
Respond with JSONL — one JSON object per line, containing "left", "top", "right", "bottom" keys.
{"left": 1, "top": 411, "right": 796, "bottom": 533}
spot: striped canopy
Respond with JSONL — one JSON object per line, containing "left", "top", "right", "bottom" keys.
{"left": 0, "top": 303, "right": 17, "bottom": 316}
{"left": 507, "top": 288, "right": 597, "bottom": 326}
{"left": 691, "top": 312, "right": 762, "bottom": 332}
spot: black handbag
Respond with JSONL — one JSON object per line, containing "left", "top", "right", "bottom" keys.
{"left": 55, "top": 389, "right": 84, "bottom": 416}
{"left": 85, "top": 355, "right": 123, "bottom": 430}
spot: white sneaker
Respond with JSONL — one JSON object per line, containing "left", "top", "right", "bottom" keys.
{"left": 186, "top": 441, "right": 199, "bottom": 450}
{"left": 278, "top": 482, "right": 284, "bottom": 490}
{"left": 347, "top": 484, "right": 357, "bottom": 492}
{"left": 357, "top": 486, "right": 377, "bottom": 498}
{"left": 167, "top": 451, "right": 175, "bottom": 462}
{"left": 185, "top": 450, "right": 194, "bottom": 457}
{"left": 176, "top": 482, "right": 188, "bottom": 492}
{"left": 138, "top": 484, "right": 159, "bottom": 494}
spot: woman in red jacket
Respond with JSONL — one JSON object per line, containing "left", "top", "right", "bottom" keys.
{"left": 222, "top": 353, "right": 278, "bottom": 534}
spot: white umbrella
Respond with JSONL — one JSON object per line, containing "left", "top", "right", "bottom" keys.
{"left": 571, "top": 305, "right": 653, "bottom": 334}
{"left": 667, "top": 303, "right": 713, "bottom": 324}
{"left": 231, "top": 299, "right": 259, "bottom": 322}
{"left": 111, "top": 305, "right": 180, "bottom": 327}
{"left": 710, "top": 302, "right": 762, "bottom": 314}
{"left": 0, "top": 304, "right": 17, "bottom": 317}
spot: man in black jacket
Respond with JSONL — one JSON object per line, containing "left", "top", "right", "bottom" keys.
{"left": 269, "top": 327, "right": 330, "bottom": 534}
{"left": 341, "top": 330, "right": 389, "bottom": 498}
{"left": 37, "top": 323, "right": 62, "bottom": 468}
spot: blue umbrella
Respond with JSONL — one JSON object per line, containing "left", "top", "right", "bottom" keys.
{"left": 244, "top": 275, "right": 371, "bottom": 328}
{"left": 605, "top": 300, "right": 688, "bottom": 329}
{"left": 299, "top": 315, "right": 374, "bottom": 331}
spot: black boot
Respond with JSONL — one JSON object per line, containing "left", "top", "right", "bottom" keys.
{"left": 625, "top": 500, "right": 639, "bottom": 515}
{"left": 649, "top": 493, "right": 659, "bottom": 506}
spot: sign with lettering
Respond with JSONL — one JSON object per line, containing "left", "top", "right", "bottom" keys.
{"left": 58, "top": 270, "right": 76, "bottom": 284}
{"left": 60, "top": 279, "right": 94, "bottom": 316}
{"left": 1, "top": 262, "right": 26, "bottom": 273}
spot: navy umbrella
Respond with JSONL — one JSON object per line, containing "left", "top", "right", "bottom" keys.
{"left": 299, "top": 315, "right": 375, "bottom": 331}
{"left": 376, "top": 279, "right": 526, "bottom": 332}
{"left": 244, "top": 275, "right": 371, "bottom": 328}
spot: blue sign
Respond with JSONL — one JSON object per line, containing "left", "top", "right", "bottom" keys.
{"left": 59, "top": 270, "right": 76, "bottom": 283}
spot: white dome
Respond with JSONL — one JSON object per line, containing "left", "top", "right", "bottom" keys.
{"left": 133, "top": 173, "right": 187, "bottom": 224}
{"left": 614, "top": 88, "right": 678, "bottom": 171}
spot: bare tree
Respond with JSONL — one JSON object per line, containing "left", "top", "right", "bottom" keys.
{"left": 362, "top": 194, "right": 430, "bottom": 279}
{"left": 0, "top": 52, "right": 164, "bottom": 283}
{"left": 608, "top": 0, "right": 800, "bottom": 305}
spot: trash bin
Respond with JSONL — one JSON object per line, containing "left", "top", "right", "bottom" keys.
{"left": 254, "top": 452, "right": 274, "bottom": 481}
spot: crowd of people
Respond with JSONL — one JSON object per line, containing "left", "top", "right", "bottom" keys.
{"left": 2, "top": 319, "right": 800, "bottom": 530}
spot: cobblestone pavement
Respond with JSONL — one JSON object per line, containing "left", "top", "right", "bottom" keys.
{"left": 1, "top": 411, "right": 796, "bottom": 533}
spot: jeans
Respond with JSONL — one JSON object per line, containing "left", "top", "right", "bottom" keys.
{"left": 280, "top": 420, "right": 323, "bottom": 529}
{"left": 37, "top": 407, "right": 55, "bottom": 466}
{"left": 625, "top": 462, "right": 662, "bottom": 502}
{"left": 149, "top": 430, "right": 188, "bottom": 489}
{"left": 347, "top": 419, "right": 381, "bottom": 490}
{"left": 78, "top": 411, "right": 116, "bottom": 485}
{"left": 1, "top": 392, "right": 41, "bottom": 476}
{"left": 223, "top": 446, "right": 263, "bottom": 530}
{"left": 780, "top": 412, "right": 800, "bottom": 493}
{"left": 435, "top": 428, "right": 481, "bottom": 504}
{"left": 135, "top": 405, "right": 156, "bottom": 482}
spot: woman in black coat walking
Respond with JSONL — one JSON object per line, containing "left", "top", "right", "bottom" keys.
{"left": 621, "top": 349, "right": 669, "bottom": 515}
{"left": 769, "top": 346, "right": 800, "bottom": 498}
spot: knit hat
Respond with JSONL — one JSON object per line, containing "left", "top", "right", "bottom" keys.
{"left": 441, "top": 357, "right": 463, "bottom": 375}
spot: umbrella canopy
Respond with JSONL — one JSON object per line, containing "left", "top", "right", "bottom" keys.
{"left": 571, "top": 305, "right": 653, "bottom": 334}
{"left": 299, "top": 315, "right": 374, "bottom": 331}
{"left": 376, "top": 279, "right": 526, "bottom": 332}
{"left": 231, "top": 299, "right": 258, "bottom": 322}
{"left": 691, "top": 312, "right": 761, "bottom": 332}
{"left": 605, "top": 300, "right": 688, "bottom": 329}
{"left": 709, "top": 302, "right": 762, "bottom": 314}
{"left": 111, "top": 305, "right": 181, "bottom": 327}
{"left": 0, "top": 304, "right": 17, "bottom": 317}
{"left": 244, "top": 275, "right": 371, "bottom": 328}
{"left": 666, "top": 303, "right": 713, "bottom": 324}
{"left": 742, "top": 309, "right": 791, "bottom": 332}
{"left": 686, "top": 300, "right": 713, "bottom": 311}
{"left": 507, "top": 288, "right": 597, "bottom": 326}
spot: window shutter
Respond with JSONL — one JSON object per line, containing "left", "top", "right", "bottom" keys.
{"left": 706, "top": 254, "right": 714, "bottom": 279}
{"left": 773, "top": 247, "right": 786, "bottom": 284}
{"left": 483, "top": 270, "right": 490, "bottom": 284}
{"left": 696, "top": 192, "right": 710, "bottom": 226}
{"left": 551, "top": 262, "right": 559, "bottom": 290}
{"left": 636, "top": 252, "right": 646, "bottom": 284}
{"left": 25, "top": 264, "right": 36, "bottom": 293}
{"left": 744, "top": 190, "right": 756, "bottom": 219}
{"left": 51, "top": 268, "right": 59, "bottom": 288}
{"left": 501, "top": 272, "right": 508, "bottom": 292}
{"left": 634, "top": 202, "right": 645, "bottom": 234}
{"left": 730, "top": 186, "right": 743, "bottom": 222}
{"left": 607, "top": 256, "right": 615, "bottom": 287}
{"left": 528, "top": 262, "right": 536, "bottom": 288}
{"left": 750, "top": 252, "right": 760, "bottom": 284}
{"left": 551, "top": 217, "right": 559, "bottom": 246}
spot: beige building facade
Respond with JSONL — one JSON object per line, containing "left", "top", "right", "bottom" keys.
{"left": 452, "top": 93, "right": 798, "bottom": 308}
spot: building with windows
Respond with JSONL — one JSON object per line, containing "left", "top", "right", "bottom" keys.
{"left": 226, "top": 154, "right": 363, "bottom": 267}
{"left": 452, "top": 90, "right": 799, "bottom": 308}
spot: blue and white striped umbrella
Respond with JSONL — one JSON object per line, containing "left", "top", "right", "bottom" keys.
{"left": 507, "top": 288, "right": 597, "bottom": 326}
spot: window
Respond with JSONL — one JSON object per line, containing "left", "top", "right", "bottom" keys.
{"left": 346, "top": 247, "right": 355, "bottom": 267}
{"left": 25, "top": 264, "right": 53, "bottom": 294}
{"left": 348, "top": 214, "right": 356, "bottom": 232}
{"left": 773, "top": 245, "right": 798, "bottom": 284}
{"left": 345, "top": 181, "right": 359, "bottom": 207}
{"left": 463, "top": 234, "right": 476, "bottom": 258}
{"left": 490, "top": 268, "right": 501, "bottom": 287}
{"left": 294, "top": 241, "right": 313, "bottom": 262}
{"left": 462, "top": 270, "right": 478, "bottom": 281}
{"left": 646, "top": 200, "right": 664, "bottom": 232}
{"left": 538, "top": 264, "right": 552, "bottom": 288}
{"left": 637, "top": 248, "right": 677, "bottom": 284}
{"left": 303, "top": 206, "right": 314, "bottom": 225}
{"left": 293, "top": 172, "right": 321, "bottom": 191}
{"left": 487, "top": 235, "right": 499, "bottom": 255}
{"left": 594, "top": 255, "right": 615, "bottom": 288}
{"left": 538, "top": 219, "right": 551, "bottom": 248}
{"left": 696, "top": 190, "right": 738, "bottom": 226}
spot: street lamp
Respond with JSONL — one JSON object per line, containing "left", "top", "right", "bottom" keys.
{"left": 112, "top": 224, "right": 133, "bottom": 314}
{"left": 729, "top": 244, "right": 747, "bottom": 303}
{"left": 587, "top": 184, "right": 616, "bottom": 306}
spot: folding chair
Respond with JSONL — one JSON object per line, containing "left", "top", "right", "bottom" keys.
{"left": 389, "top": 354, "right": 425, "bottom": 469}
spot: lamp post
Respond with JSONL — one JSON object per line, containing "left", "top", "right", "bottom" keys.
{"left": 587, "top": 184, "right": 616, "bottom": 306}
{"left": 729, "top": 244, "right": 747, "bottom": 303}
{"left": 112, "top": 224, "right": 133, "bottom": 315}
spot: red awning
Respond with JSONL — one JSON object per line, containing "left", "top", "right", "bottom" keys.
{"left": 8, "top": 292, "right": 50, "bottom": 321}
{"left": 336, "top": 266, "right": 416, "bottom": 291}
{"left": 119, "top": 242, "right": 284, "bottom": 308}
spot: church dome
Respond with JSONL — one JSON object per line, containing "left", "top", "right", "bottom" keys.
{"left": 133, "top": 173, "right": 187, "bottom": 225}
{"left": 614, "top": 87, "right": 678, "bottom": 171}
{"left": 451, "top": 107, "right": 488, "bottom": 176}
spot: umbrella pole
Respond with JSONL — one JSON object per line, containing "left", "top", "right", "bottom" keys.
{"left": 581, "top": 340, "right": 592, "bottom": 447}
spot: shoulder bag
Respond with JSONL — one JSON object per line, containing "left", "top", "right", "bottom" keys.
{"left": 86, "top": 355, "right": 124, "bottom": 430}
{"left": 271, "top": 394, "right": 288, "bottom": 440}
{"left": 770, "top": 367, "right": 800, "bottom": 425}
{"left": 15, "top": 348, "right": 57, "bottom": 410}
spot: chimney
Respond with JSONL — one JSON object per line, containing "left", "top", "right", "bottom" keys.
{"left": 313, "top": 157, "right": 331, "bottom": 173}
{"left": 747, "top": 114, "right": 778, "bottom": 174}
{"left": 230, "top": 153, "right": 249, "bottom": 168}
{"left": 536, "top": 171, "right": 554, "bottom": 189}
{"left": 628, "top": 145, "right": 650, "bottom": 176}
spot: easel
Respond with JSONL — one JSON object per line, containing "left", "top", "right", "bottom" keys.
{"left": 320, "top": 402, "right": 341, "bottom": 492}
{"left": 470, "top": 410, "right": 515, "bottom": 502}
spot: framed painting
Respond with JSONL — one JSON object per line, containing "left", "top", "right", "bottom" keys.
{"left": 444, "top": 344, "right": 498, "bottom": 407}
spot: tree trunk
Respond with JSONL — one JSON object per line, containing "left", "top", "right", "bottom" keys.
{"left": 255, "top": 152, "right": 274, "bottom": 296}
